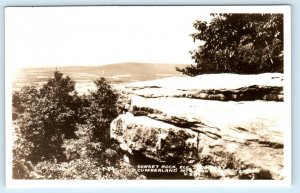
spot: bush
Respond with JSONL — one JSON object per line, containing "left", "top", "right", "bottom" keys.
{"left": 12, "top": 123, "right": 34, "bottom": 179}
{"left": 33, "top": 159, "right": 145, "bottom": 180}
{"left": 33, "top": 124, "right": 144, "bottom": 180}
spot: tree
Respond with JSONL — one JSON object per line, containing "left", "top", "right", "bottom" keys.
{"left": 87, "top": 77, "right": 118, "bottom": 144}
{"left": 15, "top": 71, "right": 85, "bottom": 164}
{"left": 177, "top": 13, "right": 283, "bottom": 76}
{"left": 83, "top": 77, "right": 119, "bottom": 167}
{"left": 12, "top": 72, "right": 135, "bottom": 179}
{"left": 39, "top": 71, "right": 85, "bottom": 139}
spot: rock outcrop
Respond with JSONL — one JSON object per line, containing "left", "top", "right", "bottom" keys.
{"left": 111, "top": 73, "right": 285, "bottom": 180}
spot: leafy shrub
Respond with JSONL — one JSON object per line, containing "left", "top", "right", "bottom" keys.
{"left": 12, "top": 123, "right": 34, "bottom": 179}
{"left": 33, "top": 159, "right": 100, "bottom": 179}
{"left": 33, "top": 159, "right": 145, "bottom": 180}
{"left": 34, "top": 124, "right": 144, "bottom": 180}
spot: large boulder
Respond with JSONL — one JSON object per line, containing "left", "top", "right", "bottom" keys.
{"left": 111, "top": 73, "right": 285, "bottom": 180}
{"left": 111, "top": 113, "right": 199, "bottom": 164}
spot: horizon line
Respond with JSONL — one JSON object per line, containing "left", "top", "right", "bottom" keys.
{"left": 18, "top": 61, "right": 192, "bottom": 69}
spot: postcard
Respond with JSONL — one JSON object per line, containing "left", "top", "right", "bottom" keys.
{"left": 5, "top": 5, "right": 291, "bottom": 187}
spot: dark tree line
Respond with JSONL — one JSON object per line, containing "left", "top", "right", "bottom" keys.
{"left": 177, "top": 13, "right": 284, "bottom": 76}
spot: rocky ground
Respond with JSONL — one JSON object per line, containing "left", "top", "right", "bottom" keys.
{"left": 110, "top": 73, "right": 285, "bottom": 180}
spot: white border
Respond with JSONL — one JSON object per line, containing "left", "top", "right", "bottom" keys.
{"left": 5, "top": 5, "right": 291, "bottom": 188}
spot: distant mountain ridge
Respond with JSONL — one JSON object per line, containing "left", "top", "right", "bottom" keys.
{"left": 22, "top": 62, "right": 188, "bottom": 76}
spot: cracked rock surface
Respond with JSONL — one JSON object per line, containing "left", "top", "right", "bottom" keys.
{"left": 111, "top": 73, "right": 285, "bottom": 180}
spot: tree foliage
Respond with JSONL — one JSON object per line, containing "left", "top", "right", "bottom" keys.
{"left": 177, "top": 13, "right": 284, "bottom": 76}
{"left": 12, "top": 71, "right": 129, "bottom": 179}
{"left": 86, "top": 77, "right": 119, "bottom": 144}
{"left": 13, "top": 71, "right": 85, "bottom": 164}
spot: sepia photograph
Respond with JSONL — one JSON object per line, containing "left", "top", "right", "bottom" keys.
{"left": 5, "top": 6, "right": 291, "bottom": 187}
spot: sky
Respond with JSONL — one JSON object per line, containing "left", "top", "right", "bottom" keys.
{"left": 5, "top": 6, "right": 213, "bottom": 69}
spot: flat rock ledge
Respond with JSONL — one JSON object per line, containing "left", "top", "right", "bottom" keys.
{"left": 111, "top": 73, "right": 285, "bottom": 180}
{"left": 120, "top": 73, "right": 284, "bottom": 102}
